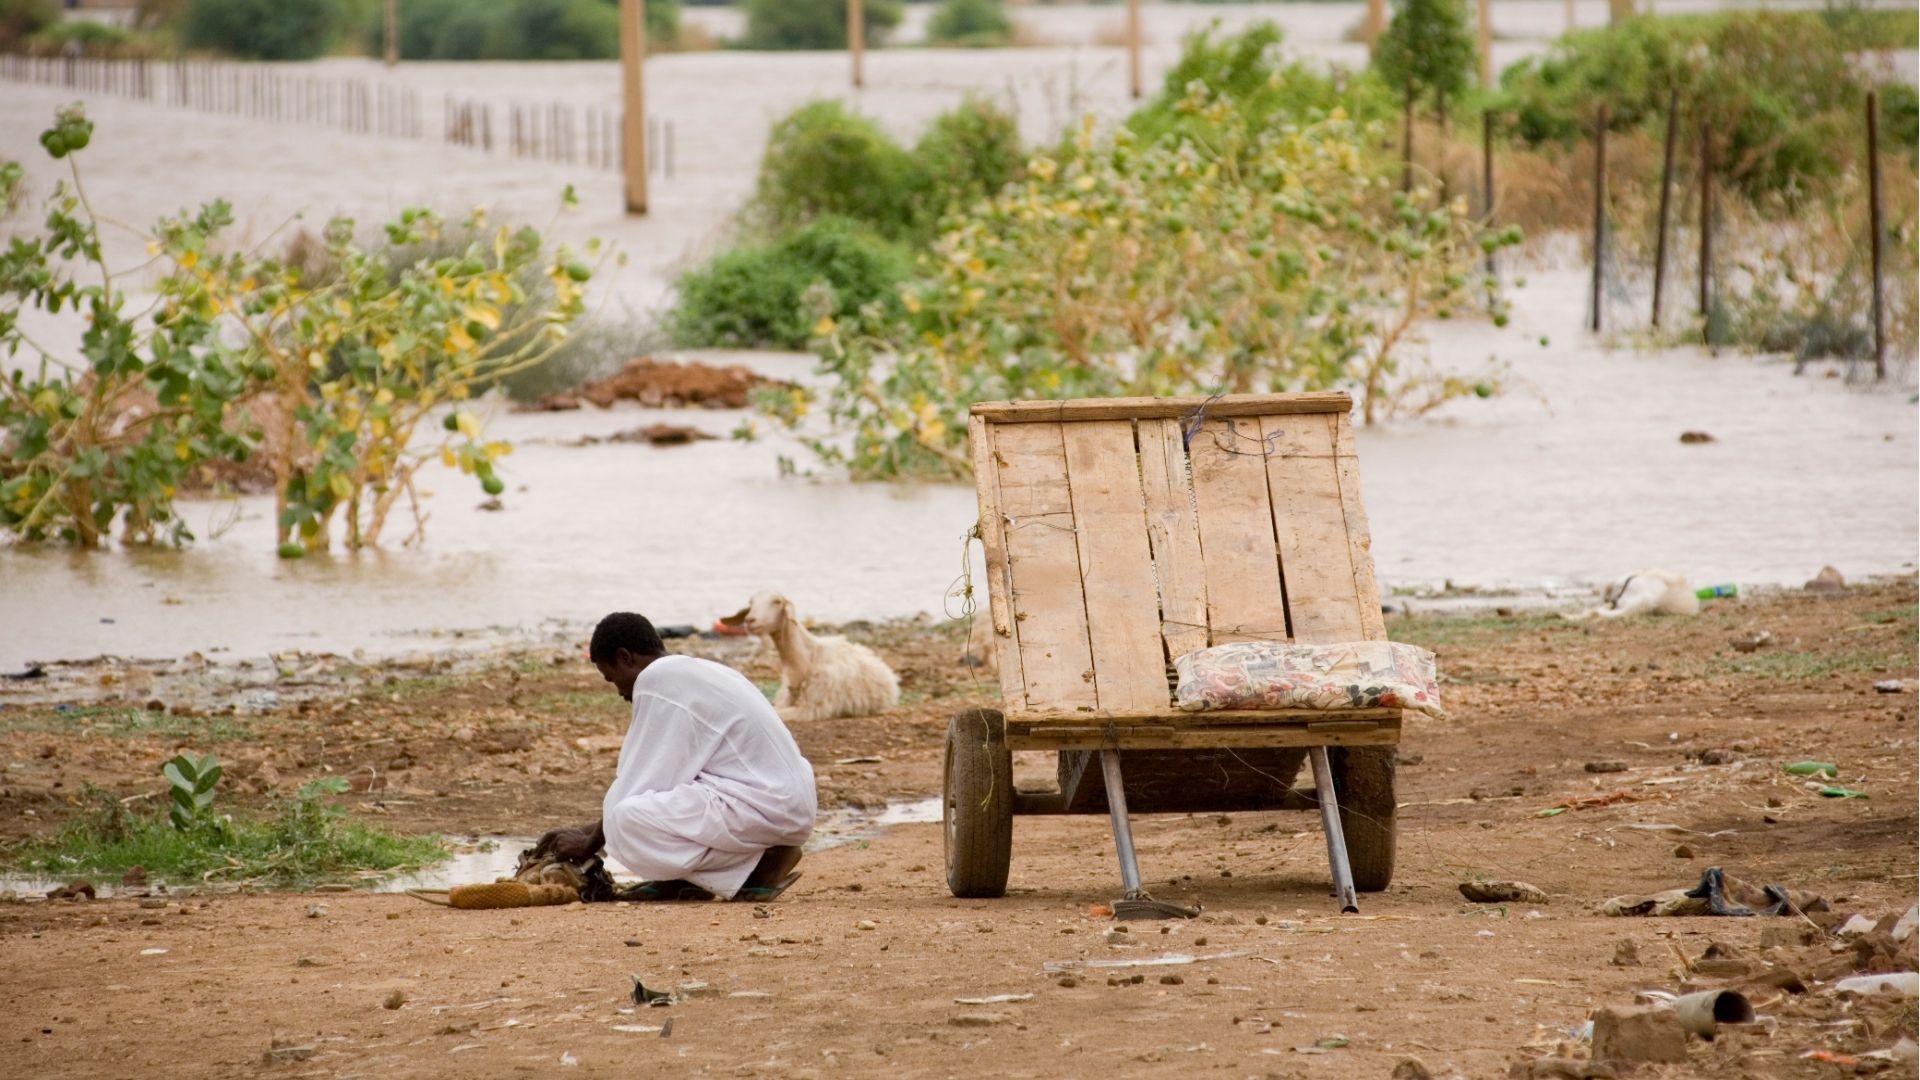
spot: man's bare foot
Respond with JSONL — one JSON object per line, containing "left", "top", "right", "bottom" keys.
{"left": 740, "top": 845, "right": 803, "bottom": 892}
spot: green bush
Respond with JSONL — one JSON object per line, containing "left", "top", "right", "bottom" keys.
{"left": 1127, "top": 23, "right": 1396, "bottom": 151}
{"left": 0, "top": 0, "right": 56, "bottom": 50}
{"left": 913, "top": 97, "right": 1024, "bottom": 225}
{"left": 927, "top": 0, "right": 1011, "bottom": 47}
{"left": 1498, "top": 12, "right": 1876, "bottom": 198}
{"left": 754, "top": 101, "right": 925, "bottom": 240}
{"left": 391, "top": 0, "right": 679, "bottom": 60}
{"left": 30, "top": 18, "right": 136, "bottom": 49}
{"left": 739, "top": 0, "right": 900, "bottom": 50}
{"left": 1881, "top": 82, "right": 1919, "bottom": 156}
{"left": 1375, "top": 0, "right": 1475, "bottom": 116}
{"left": 183, "top": 0, "right": 344, "bottom": 60}
{"left": 673, "top": 217, "right": 910, "bottom": 349}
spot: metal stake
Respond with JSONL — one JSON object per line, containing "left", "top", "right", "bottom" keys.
{"left": 1308, "top": 747, "right": 1359, "bottom": 913}
{"left": 1099, "top": 750, "right": 1142, "bottom": 896}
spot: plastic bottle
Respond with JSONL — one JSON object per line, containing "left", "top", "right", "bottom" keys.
{"left": 1695, "top": 584, "right": 1738, "bottom": 599}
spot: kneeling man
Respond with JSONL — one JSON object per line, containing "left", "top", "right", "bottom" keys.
{"left": 534, "top": 612, "right": 817, "bottom": 901}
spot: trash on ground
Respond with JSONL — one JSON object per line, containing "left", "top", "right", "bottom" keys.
{"left": 954, "top": 994, "right": 1032, "bottom": 1005}
{"left": 1668, "top": 989, "right": 1754, "bottom": 1039}
{"left": 1043, "top": 950, "right": 1244, "bottom": 972}
{"left": 1781, "top": 761, "right": 1838, "bottom": 777}
{"left": 1590, "top": 1004, "right": 1687, "bottom": 1065}
{"left": 1599, "top": 866, "right": 1826, "bottom": 917}
{"left": 630, "top": 977, "right": 673, "bottom": 1007}
{"left": 1817, "top": 786, "right": 1867, "bottom": 799}
{"left": 1832, "top": 972, "right": 1919, "bottom": 998}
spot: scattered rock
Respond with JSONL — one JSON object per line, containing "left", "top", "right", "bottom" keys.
{"left": 1698, "top": 748, "right": 1739, "bottom": 765}
{"left": 856, "top": 920, "right": 877, "bottom": 931}
{"left": 1460, "top": 880, "right": 1549, "bottom": 905}
{"left": 383, "top": 990, "right": 407, "bottom": 1010}
{"left": 613, "top": 423, "right": 716, "bottom": 446}
{"left": 1673, "top": 844, "right": 1695, "bottom": 859}
{"left": 1392, "top": 1057, "right": 1434, "bottom": 1080}
{"left": 477, "top": 497, "right": 505, "bottom": 512}
{"left": 1056, "top": 976, "right": 1078, "bottom": 988}
{"left": 47, "top": 880, "right": 95, "bottom": 901}
{"left": 295, "top": 957, "right": 324, "bottom": 968}
{"left": 624, "top": 938, "right": 642, "bottom": 948}
{"left": 1678, "top": 431, "right": 1715, "bottom": 444}
{"left": 305, "top": 904, "right": 328, "bottom": 919}
{"left": 1875, "top": 679, "right": 1912, "bottom": 694}
{"left": 1804, "top": 565, "right": 1847, "bottom": 593}
{"left": 1159, "top": 974, "right": 1183, "bottom": 985}
{"left": 520, "top": 393, "right": 582, "bottom": 412}
{"left": 264, "top": 1036, "right": 315, "bottom": 1064}
{"left": 1610, "top": 939, "right": 1639, "bottom": 966}
{"left": 949, "top": 1012, "right": 1009, "bottom": 1027}
{"left": 1584, "top": 761, "right": 1627, "bottom": 774}
{"left": 1728, "top": 630, "right": 1773, "bottom": 653}
{"left": 1590, "top": 1005, "right": 1687, "bottom": 1065}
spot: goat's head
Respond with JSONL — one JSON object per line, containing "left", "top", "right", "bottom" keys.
{"left": 739, "top": 591, "right": 794, "bottom": 636}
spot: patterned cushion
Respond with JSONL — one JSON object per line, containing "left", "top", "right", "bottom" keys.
{"left": 1174, "top": 640, "right": 1445, "bottom": 719}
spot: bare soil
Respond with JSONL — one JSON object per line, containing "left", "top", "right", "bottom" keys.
{"left": 2, "top": 582, "right": 1915, "bottom": 1079}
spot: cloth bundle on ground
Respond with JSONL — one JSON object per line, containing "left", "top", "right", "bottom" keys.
{"left": 1600, "top": 866, "right": 1830, "bottom": 917}
{"left": 1174, "top": 640, "right": 1445, "bottom": 719}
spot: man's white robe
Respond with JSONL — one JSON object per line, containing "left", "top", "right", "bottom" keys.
{"left": 601, "top": 655, "right": 817, "bottom": 898}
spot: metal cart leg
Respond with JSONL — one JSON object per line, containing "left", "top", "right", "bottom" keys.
{"left": 1308, "top": 746, "right": 1361, "bottom": 913}
{"left": 1099, "top": 749, "right": 1143, "bottom": 896}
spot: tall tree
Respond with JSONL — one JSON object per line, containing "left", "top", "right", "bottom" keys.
{"left": 1375, "top": 0, "right": 1476, "bottom": 124}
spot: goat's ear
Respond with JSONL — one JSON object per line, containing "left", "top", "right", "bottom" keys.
{"left": 718, "top": 606, "right": 749, "bottom": 626}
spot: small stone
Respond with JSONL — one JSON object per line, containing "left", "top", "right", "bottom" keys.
{"left": 383, "top": 990, "right": 406, "bottom": 1010}
{"left": 1392, "top": 1057, "right": 1434, "bottom": 1080}
{"left": 949, "top": 1013, "right": 1008, "bottom": 1027}
{"left": 295, "top": 957, "right": 323, "bottom": 968}
{"left": 1193, "top": 936, "right": 1208, "bottom": 946}
{"left": 1584, "top": 761, "right": 1627, "bottom": 774}
{"left": 1699, "top": 749, "right": 1738, "bottom": 765}
{"left": 386, "top": 912, "right": 400, "bottom": 921}
{"left": 1254, "top": 915, "right": 1268, "bottom": 925}
{"left": 138, "top": 898, "right": 168, "bottom": 910}
{"left": 1056, "top": 976, "right": 1078, "bottom": 988}
{"left": 1804, "top": 565, "right": 1846, "bottom": 593}
{"left": 305, "top": 905, "right": 327, "bottom": 919}
{"left": 1460, "top": 880, "right": 1549, "bottom": 905}
{"left": 856, "top": 920, "right": 876, "bottom": 931}
{"left": 1159, "top": 974, "right": 1183, "bottom": 985}
{"left": 1678, "top": 431, "right": 1715, "bottom": 444}
{"left": 1673, "top": 844, "right": 1695, "bottom": 859}
{"left": 624, "top": 938, "right": 642, "bottom": 947}
{"left": 1610, "top": 939, "right": 1639, "bottom": 966}
{"left": 1590, "top": 1005, "right": 1686, "bottom": 1065}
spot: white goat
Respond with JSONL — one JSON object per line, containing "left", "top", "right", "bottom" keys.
{"left": 1564, "top": 569, "right": 1701, "bottom": 620}
{"left": 730, "top": 592, "right": 900, "bottom": 722}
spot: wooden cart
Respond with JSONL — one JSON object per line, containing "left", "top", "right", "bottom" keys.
{"left": 945, "top": 392, "right": 1400, "bottom": 913}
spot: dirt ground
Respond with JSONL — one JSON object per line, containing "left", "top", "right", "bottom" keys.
{"left": 1, "top": 581, "right": 1915, "bottom": 1078}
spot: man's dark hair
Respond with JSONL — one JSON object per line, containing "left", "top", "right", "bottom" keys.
{"left": 590, "top": 612, "right": 666, "bottom": 663}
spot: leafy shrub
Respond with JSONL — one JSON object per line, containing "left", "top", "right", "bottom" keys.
{"left": 31, "top": 18, "right": 136, "bottom": 49}
{"left": 0, "top": 0, "right": 56, "bottom": 50}
{"left": 927, "top": 0, "right": 1011, "bottom": 47}
{"left": 1498, "top": 12, "right": 1876, "bottom": 198}
{"left": 739, "top": 0, "right": 900, "bottom": 50}
{"left": 1881, "top": 82, "right": 1919, "bottom": 156}
{"left": 1126, "top": 22, "right": 1396, "bottom": 151}
{"left": 391, "top": 0, "right": 681, "bottom": 60}
{"left": 912, "top": 96, "right": 1024, "bottom": 225}
{"left": 674, "top": 217, "right": 910, "bottom": 349}
{"left": 162, "top": 752, "right": 221, "bottom": 830}
{"left": 756, "top": 86, "right": 1519, "bottom": 480}
{"left": 184, "top": 0, "right": 344, "bottom": 60}
{"left": 754, "top": 101, "right": 924, "bottom": 240}
{"left": 1375, "top": 0, "right": 1476, "bottom": 116}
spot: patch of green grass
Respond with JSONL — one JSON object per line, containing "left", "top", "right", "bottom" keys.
{"left": 0, "top": 705, "right": 254, "bottom": 743}
{"left": 384, "top": 675, "right": 458, "bottom": 698}
{"left": 7, "top": 784, "right": 446, "bottom": 886}
{"left": 1390, "top": 613, "right": 1570, "bottom": 649}
{"left": 1859, "top": 605, "right": 1919, "bottom": 628}
{"left": 1707, "top": 648, "right": 1903, "bottom": 681}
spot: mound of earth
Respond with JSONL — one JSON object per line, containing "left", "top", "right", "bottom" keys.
{"left": 542, "top": 357, "right": 790, "bottom": 411}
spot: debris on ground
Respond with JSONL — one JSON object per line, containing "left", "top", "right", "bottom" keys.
{"left": 46, "top": 879, "right": 96, "bottom": 901}
{"left": 1781, "top": 761, "right": 1838, "bottom": 777}
{"left": 569, "top": 356, "right": 791, "bottom": 410}
{"left": 1678, "top": 431, "right": 1715, "bottom": 444}
{"left": 631, "top": 977, "right": 673, "bottom": 1007}
{"left": 1590, "top": 1005, "right": 1687, "bottom": 1064}
{"left": 1727, "top": 630, "right": 1772, "bottom": 653}
{"left": 560, "top": 423, "right": 719, "bottom": 448}
{"left": 1460, "top": 880, "right": 1549, "bottom": 905}
{"left": 1599, "top": 867, "right": 1827, "bottom": 917}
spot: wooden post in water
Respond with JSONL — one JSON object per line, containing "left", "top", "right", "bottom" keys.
{"left": 1590, "top": 104, "right": 1608, "bottom": 334}
{"left": 849, "top": 0, "right": 864, "bottom": 89}
{"left": 1651, "top": 89, "right": 1677, "bottom": 328}
{"left": 621, "top": 0, "right": 649, "bottom": 214}
{"left": 1698, "top": 119, "right": 1714, "bottom": 345}
{"left": 1476, "top": 0, "right": 1492, "bottom": 88}
{"left": 1127, "top": 0, "right": 1143, "bottom": 99}
{"left": 1867, "top": 90, "right": 1886, "bottom": 379}
{"left": 1483, "top": 109, "right": 1496, "bottom": 281}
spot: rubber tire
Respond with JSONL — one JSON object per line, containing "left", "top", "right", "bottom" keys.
{"left": 1329, "top": 746, "right": 1397, "bottom": 892}
{"left": 944, "top": 708, "right": 1013, "bottom": 899}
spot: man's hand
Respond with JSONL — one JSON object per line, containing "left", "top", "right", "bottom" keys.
{"left": 532, "top": 820, "right": 605, "bottom": 863}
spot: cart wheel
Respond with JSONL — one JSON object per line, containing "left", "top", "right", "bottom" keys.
{"left": 944, "top": 708, "right": 1013, "bottom": 899}
{"left": 1330, "top": 746, "right": 1396, "bottom": 892}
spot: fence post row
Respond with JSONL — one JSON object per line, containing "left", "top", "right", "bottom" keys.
{"left": 1590, "top": 104, "right": 1608, "bottom": 335}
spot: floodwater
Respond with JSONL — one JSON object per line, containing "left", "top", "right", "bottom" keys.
{"left": 0, "top": 3, "right": 1916, "bottom": 671}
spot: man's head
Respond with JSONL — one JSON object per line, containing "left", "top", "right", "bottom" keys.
{"left": 589, "top": 612, "right": 666, "bottom": 701}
